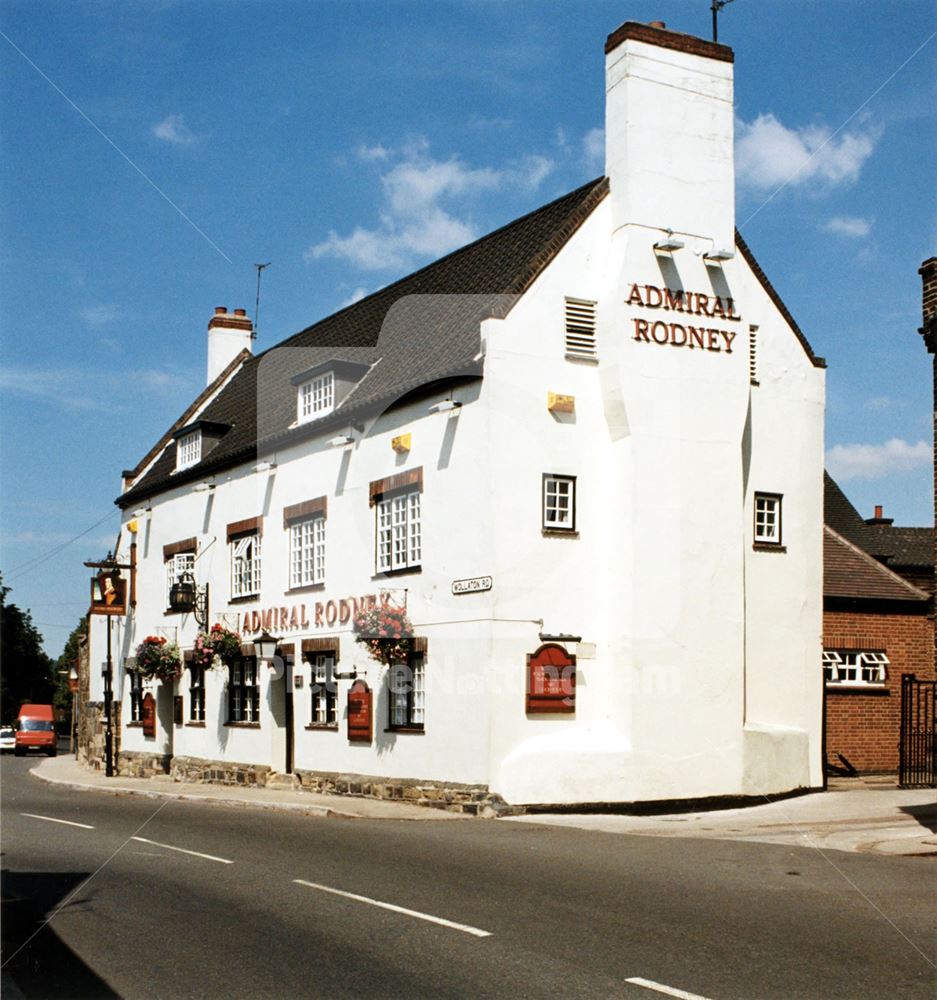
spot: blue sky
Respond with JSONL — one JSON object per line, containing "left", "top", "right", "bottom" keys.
{"left": 1, "top": 0, "right": 935, "bottom": 654}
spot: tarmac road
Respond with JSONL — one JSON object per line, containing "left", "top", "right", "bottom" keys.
{"left": 2, "top": 752, "right": 934, "bottom": 999}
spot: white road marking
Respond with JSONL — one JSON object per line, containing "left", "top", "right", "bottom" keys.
{"left": 625, "top": 978, "right": 713, "bottom": 1000}
{"left": 21, "top": 813, "right": 94, "bottom": 830}
{"left": 131, "top": 836, "right": 233, "bottom": 864}
{"left": 293, "top": 879, "right": 492, "bottom": 938}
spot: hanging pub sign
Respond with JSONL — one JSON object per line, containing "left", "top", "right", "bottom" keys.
{"left": 89, "top": 572, "right": 128, "bottom": 616}
{"left": 526, "top": 644, "right": 576, "bottom": 714}
{"left": 347, "top": 680, "right": 373, "bottom": 743}
{"left": 141, "top": 693, "right": 157, "bottom": 737}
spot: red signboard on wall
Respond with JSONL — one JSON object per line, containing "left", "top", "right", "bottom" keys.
{"left": 141, "top": 693, "right": 156, "bottom": 737}
{"left": 526, "top": 644, "right": 576, "bottom": 714}
{"left": 347, "top": 681, "right": 373, "bottom": 743}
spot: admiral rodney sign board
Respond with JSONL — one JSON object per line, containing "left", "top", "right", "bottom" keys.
{"left": 627, "top": 282, "right": 741, "bottom": 355}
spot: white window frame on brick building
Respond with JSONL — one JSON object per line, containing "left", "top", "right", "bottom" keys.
{"left": 823, "top": 650, "right": 889, "bottom": 687}
{"left": 297, "top": 371, "right": 334, "bottom": 423}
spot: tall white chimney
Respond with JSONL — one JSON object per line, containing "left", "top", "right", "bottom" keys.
{"left": 206, "top": 306, "right": 253, "bottom": 385}
{"left": 604, "top": 21, "right": 735, "bottom": 253}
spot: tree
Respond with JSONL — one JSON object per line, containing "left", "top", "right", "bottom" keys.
{"left": 54, "top": 615, "right": 89, "bottom": 722}
{"left": 0, "top": 574, "right": 56, "bottom": 721}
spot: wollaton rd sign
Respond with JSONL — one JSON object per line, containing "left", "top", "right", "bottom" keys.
{"left": 451, "top": 576, "right": 493, "bottom": 595}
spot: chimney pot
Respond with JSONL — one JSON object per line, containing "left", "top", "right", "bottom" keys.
{"left": 215, "top": 306, "right": 227, "bottom": 315}
{"left": 234, "top": 308, "right": 246, "bottom": 317}
{"left": 648, "top": 21, "right": 666, "bottom": 28}
{"left": 874, "top": 505, "right": 883, "bottom": 519}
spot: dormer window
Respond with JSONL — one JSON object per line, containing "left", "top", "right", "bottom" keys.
{"left": 298, "top": 371, "right": 334, "bottom": 423}
{"left": 176, "top": 431, "right": 201, "bottom": 470}
{"left": 171, "top": 419, "right": 230, "bottom": 473}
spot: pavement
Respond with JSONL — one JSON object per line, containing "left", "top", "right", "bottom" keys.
{"left": 31, "top": 755, "right": 936, "bottom": 855}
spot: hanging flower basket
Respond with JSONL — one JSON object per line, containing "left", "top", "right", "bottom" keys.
{"left": 192, "top": 624, "right": 242, "bottom": 668}
{"left": 133, "top": 635, "right": 182, "bottom": 681}
{"left": 352, "top": 604, "right": 414, "bottom": 665}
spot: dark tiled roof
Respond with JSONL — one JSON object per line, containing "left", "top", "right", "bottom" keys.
{"left": 864, "top": 525, "right": 934, "bottom": 569}
{"left": 824, "top": 527, "right": 928, "bottom": 602}
{"left": 118, "top": 177, "right": 610, "bottom": 508}
{"left": 823, "top": 472, "right": 934, "bottom": 570}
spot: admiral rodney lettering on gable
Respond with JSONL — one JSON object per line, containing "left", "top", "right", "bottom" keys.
{"left": 628, "top": 282, "right": 741, "bottom": 354}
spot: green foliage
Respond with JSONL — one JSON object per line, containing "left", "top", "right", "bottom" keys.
{"left": 54, "top": 614, "right": 88, "bottom": 718}
{"left": 0, "top": 573, "right": 56, "bottom": 722}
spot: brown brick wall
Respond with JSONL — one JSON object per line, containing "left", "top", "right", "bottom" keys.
{"left": 824, "top": 609, "right": 934, "bottom": 773}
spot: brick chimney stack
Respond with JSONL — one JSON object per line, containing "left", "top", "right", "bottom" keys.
{"left": 920, "top": 257, "right": 937, "bottom": 353}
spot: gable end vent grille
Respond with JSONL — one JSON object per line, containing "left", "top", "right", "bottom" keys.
{"left": 565, "top": 298, "right": 597, "bottom": 361}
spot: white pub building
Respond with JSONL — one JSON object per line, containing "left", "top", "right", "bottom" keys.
{"left": 84, "top": 20, "right": 826, "bottom": 812}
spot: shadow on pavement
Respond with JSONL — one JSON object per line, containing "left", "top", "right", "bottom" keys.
{"left": 1, "top": 868, "right": 118, "bottom": 998}
{"left": 900, "top": 802, "right": 937, "bottom": 834}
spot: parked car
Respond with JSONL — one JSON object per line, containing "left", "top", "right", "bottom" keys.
{"left": 14, "top": 704, "right": 56, "bottom": 756}
{"left": 0, "top": 726, "right": 15, "bottom": 753}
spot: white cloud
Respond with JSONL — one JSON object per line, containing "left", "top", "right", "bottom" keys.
{"left": 307, "top": 138, "right": 556, "bottom": 272}
{"left": 152, "top": 114, "right": 198, "bottom": 145}
{"left": 357, "top": 144, "right": 389, "bottom": 162}
{"left": 825, "top": 438, "right": 929, "bottom": 481}
{"left": 582, "top": 127, "right": 604, "bottom": 172}
{"left": 822, "top": 216, "right": 872, "bottom": 238}
{"left": 79, "top": 304, "right": 119, "bottom": 327}
{"left": 735, "top": 113, "right": 879, "bottom": 191}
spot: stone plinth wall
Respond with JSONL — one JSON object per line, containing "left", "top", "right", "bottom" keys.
{"left": 171, "top": 755, "right": 272, "bottom": 787}
{"left": 77, "top": 701, "right": 121, "bottom": 771}
{"left": 117, "top": 750, "right": 171, "bottom": 777}
{"left": 294, "top": 769, "right": 518, "bottom": 817}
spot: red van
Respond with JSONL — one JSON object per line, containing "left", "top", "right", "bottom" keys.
{"left": 15, "top": 704, "right": 57, "bottom": 756}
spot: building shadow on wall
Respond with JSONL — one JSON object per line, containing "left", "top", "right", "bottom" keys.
{"left": 1, "top": 868, "right": 119, "bottom": 997}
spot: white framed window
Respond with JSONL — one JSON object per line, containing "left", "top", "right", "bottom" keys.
{"left": 290, "top": 517, "right": 326, "bottom": 588}
{"left": 824, "top": 650, "right": 888, "bottom": 686}
{"left": 165, "top": 552, "right": 195, "bottom": 604}
{"left": 754, "top": 492, "right": 782, "bottom": 545}
{"left": 376, "top": 489, "right": 421, "bottom": 573}
{"left": 230, "top": 533, "right": 261, "bottom": 599}
{"left": 297, "top": 371, "right": 334, "bottom": 423}
{"left": 388, "top": 654, "right": 425, "bottom": 729}
{"left": 543, "top": 474, "right": 576, "bottom": 531}
{"left": 189, "top": 665, "right": 205, "bottom": 722}
{"left": 129, "top": 671, "right": 143, "bottom": 722}
{"left": 176, "top": 431, "right": 201, "bottom": 470}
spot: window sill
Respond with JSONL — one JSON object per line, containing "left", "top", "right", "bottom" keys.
{"left": 126, "top": 721, "right": 143, "bottom": 728}
{"left": 286, "top": 583, "right": 326, "bottom": 595}
{"left": 564, "top": 353, "right": 599, "bottom": 365}
{"left": 542, "top": 528, "right": 579, "bottom": 538}
{"left": 228, "top": 595, "right": 260, "bottom": 605}
{"left": 186, "top": 721, "right": 206, "bottom": 727}
{"left": 825, "top": 684, "right": 888, "bottom": 695}
{"left": 224, "top": 721, "right": 261, "bottom": 728}
{"left": 385, "top": 726, "right": 425, "bottom": 735}
{"left": 305, "top": 724, "right": 339, "bottom": 731}
{"left": 753, "top": 542, "right": 786, "bottom": 553}
{"left": 373, "top": 566, "right": 422, "bottom": 579}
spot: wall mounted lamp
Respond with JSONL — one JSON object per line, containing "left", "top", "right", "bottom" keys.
{"left": 653, "top": 230, "right": 685, "bottom": 252}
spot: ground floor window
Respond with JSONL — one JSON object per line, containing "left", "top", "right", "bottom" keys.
{"left": 228, "top": 658, "right": 260, "bottom": 722}
{"left": 823, "top": 649, "right": 888, "bottom": 686}
{"left": 388, "top": 654, "right": 425, "bottom": 730}
{"left": 308, "top": 652, "right": 337, "bottom": 726}
{"left": 129, "top": 671, "right": 142, "bottom": 722}
{"left": 189, "top": 665, "right": 206, "bottom": 722}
